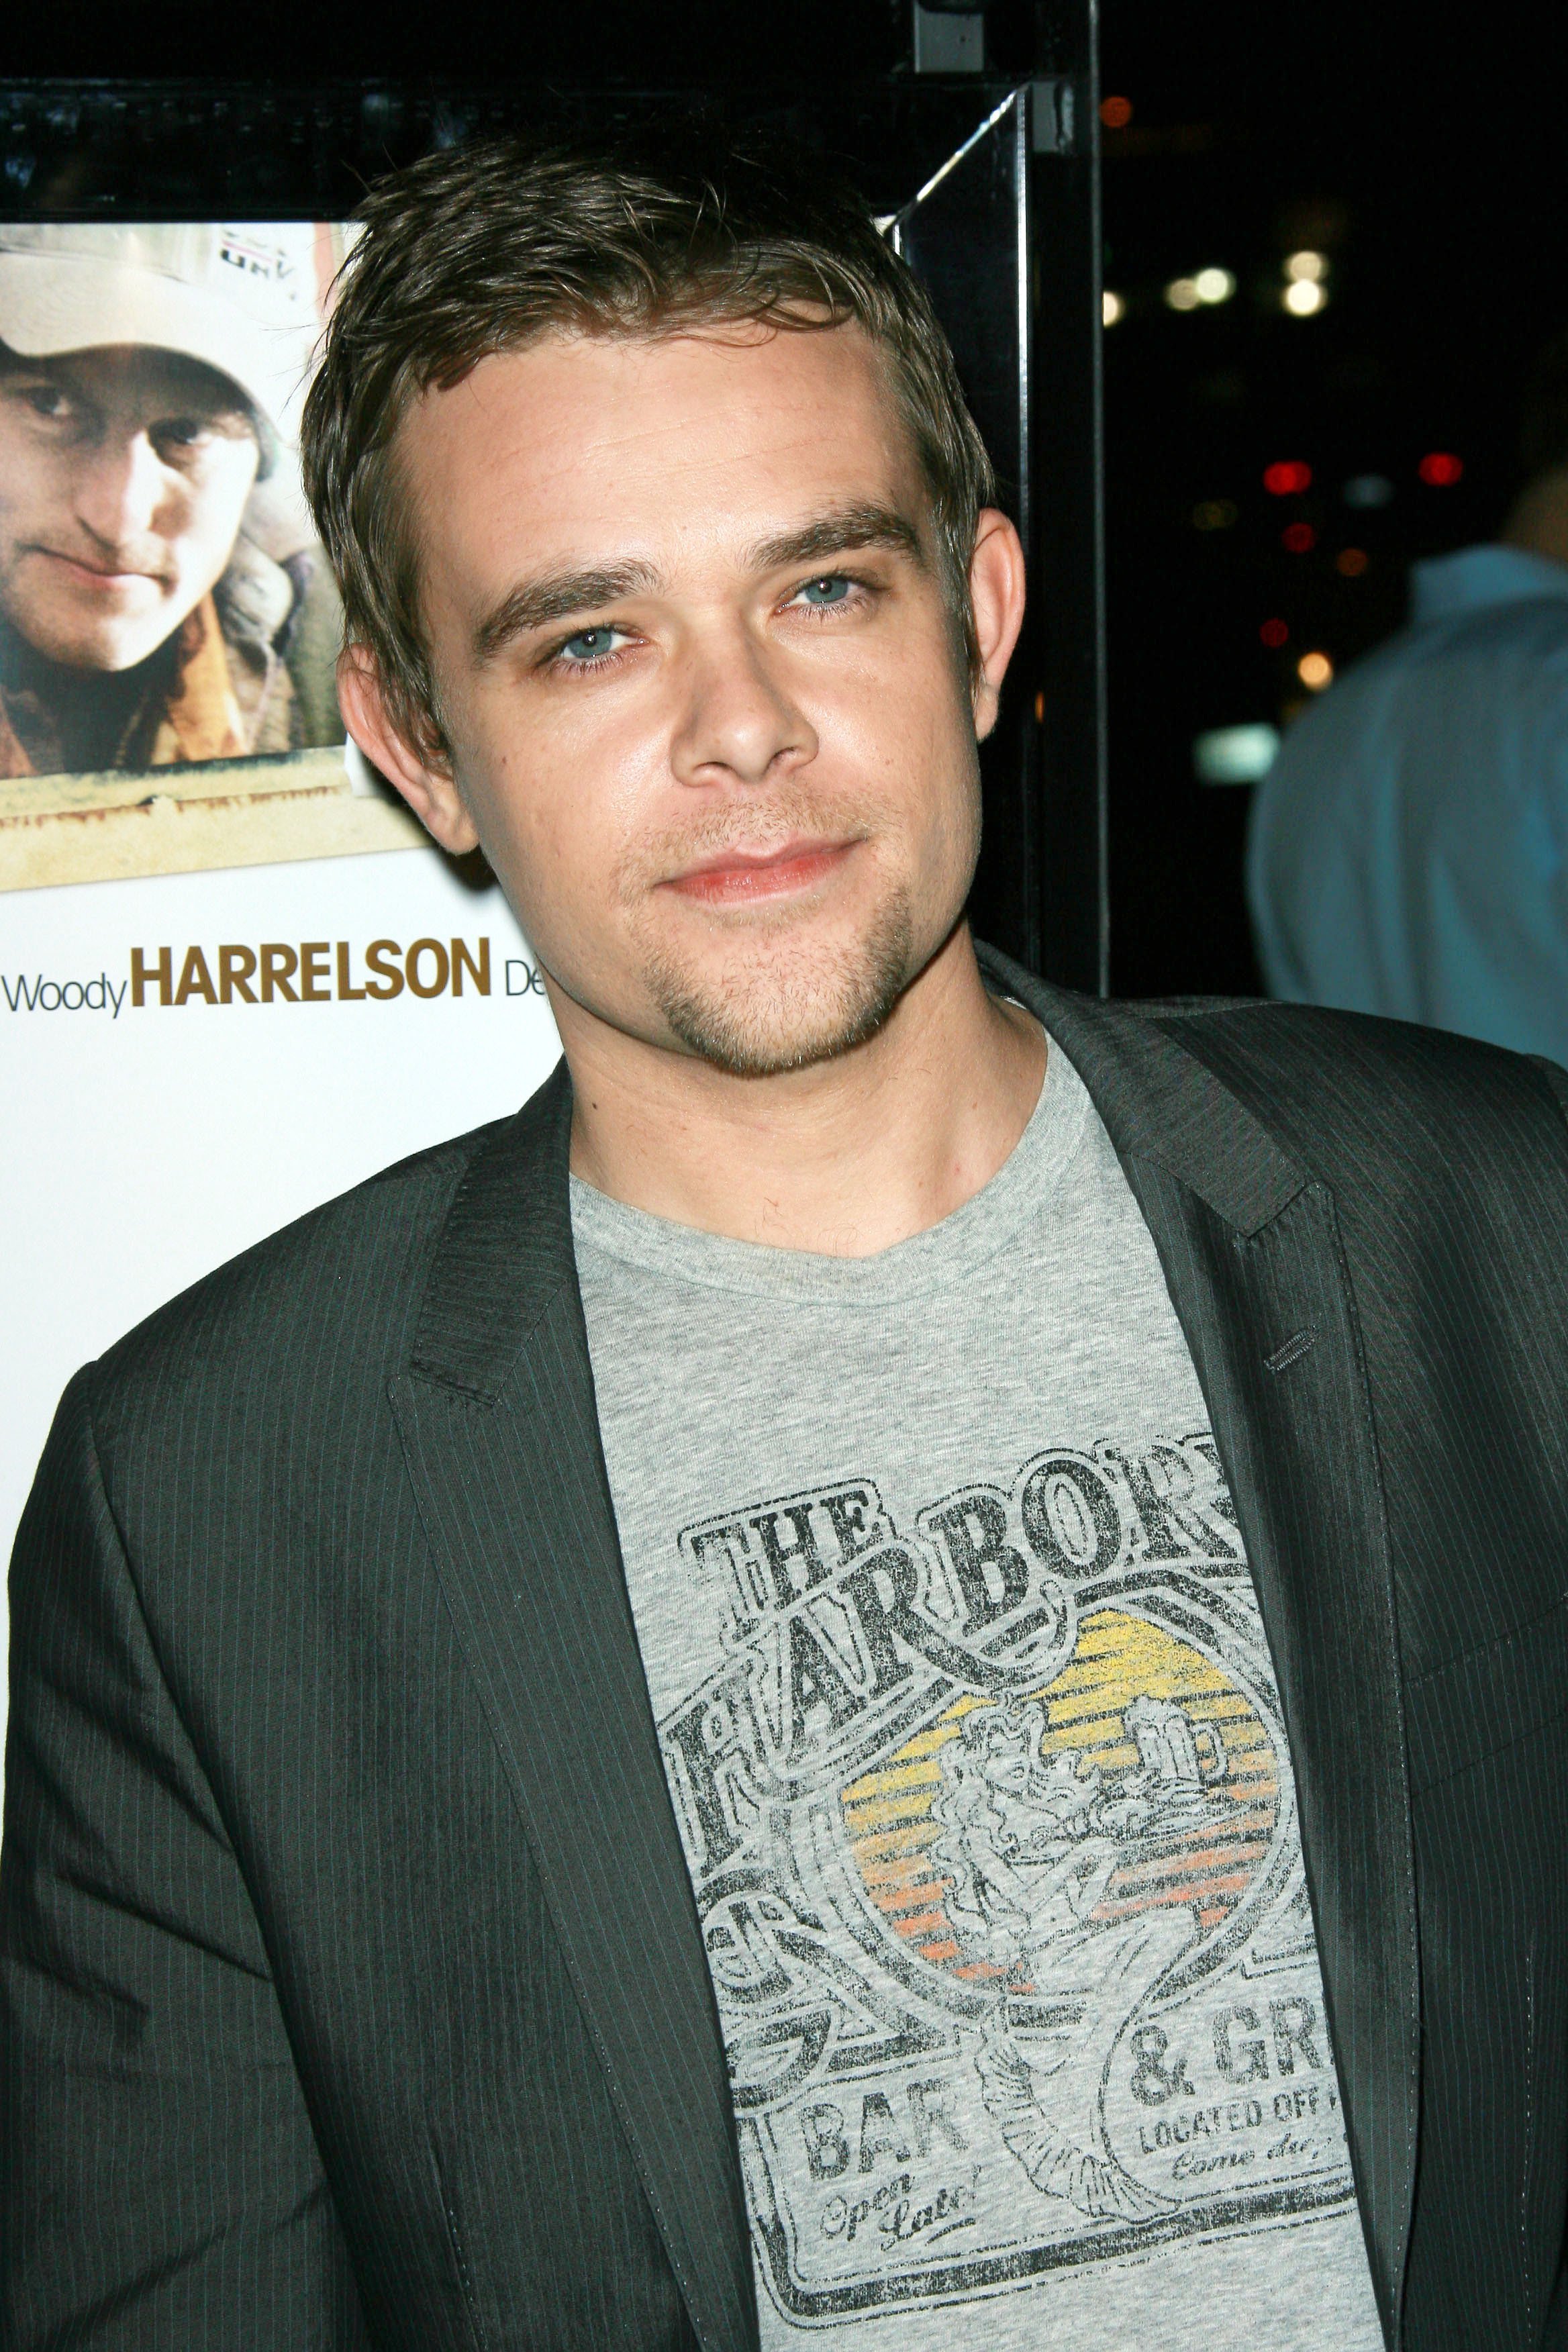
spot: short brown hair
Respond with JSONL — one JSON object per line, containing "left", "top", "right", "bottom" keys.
{"left": 300, "top": 126, "right": 996, "bottom": 759}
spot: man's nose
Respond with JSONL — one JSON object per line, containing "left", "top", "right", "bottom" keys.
{"left": 73, "top": 431, "right": 170, "bottom": 554}
{"left": 669, "top": 624, "right": 818, "bottom": 789}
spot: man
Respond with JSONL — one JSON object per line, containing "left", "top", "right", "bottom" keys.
{"left": 0, "top": 222, "right": 340, "bottom": 779}
{"left": 3, "top": 133, "right": 1565, "bottom": 2351}
{"left": 1248, "top": 333, "right": 1568, "bottom": 1062}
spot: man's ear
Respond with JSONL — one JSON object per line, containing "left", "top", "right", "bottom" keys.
{"left": 335, "top": 644, "right": 481, "bottom": 856}
{"left": 967, "top": 508, "right": 1028, "bottom": 743}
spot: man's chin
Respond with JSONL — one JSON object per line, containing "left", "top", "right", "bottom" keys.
{"left": 642, "top": 898, "right": 918, "bottom": 1079}
{"left": 64, "top": 624, "right": 179, "bottom": 676}
{"left": 11, "top": 587, "right": 184, "bottom": 676}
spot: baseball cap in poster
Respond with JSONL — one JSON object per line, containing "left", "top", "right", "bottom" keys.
{"left": 0, "top": 222, "right": 330, "bottom": 442}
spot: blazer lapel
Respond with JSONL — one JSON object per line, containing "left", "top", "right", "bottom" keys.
{"left": 389, "top": 1063, "right": 756, "bottom": 2352}
{"left": 995, "top": 955, "right": 1421, "bottom": 2348}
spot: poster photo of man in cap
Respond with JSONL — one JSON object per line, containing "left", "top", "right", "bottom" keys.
{"left": 0, "top": 222, "right": 415, "bottom": 890}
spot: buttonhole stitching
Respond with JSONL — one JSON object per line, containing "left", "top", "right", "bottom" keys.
{"left": 1264, "top": 1326, "right": 1318, "bottom": 1373}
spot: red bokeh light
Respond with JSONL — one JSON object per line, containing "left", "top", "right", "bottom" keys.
{"left": 1264, "top": 460, "right": 1313, "bottom": 496}
{"left": 1259, "top": 618, "right": 1289, "bottom": 648}
{"left": 1418, "top": 451, "right": 1464, "bottom": 487}
{"left": 1282, "top": 522, "right": 1316, "bottom": 553}
{"left": 1099, "top": 95, "right": 1134, "bottom": 129}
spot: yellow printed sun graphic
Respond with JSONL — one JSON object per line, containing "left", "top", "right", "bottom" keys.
{"left": 840, "top": 1609, "right": 1279, "bottom": 1981}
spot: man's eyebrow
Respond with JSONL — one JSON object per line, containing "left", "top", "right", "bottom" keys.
{"left": 473, "top": 560, "right": 662, "bottom": 664}
{"left": 742, "top": 502, "right": 926, "bottom": 575}
{"left": 469, "top": 503, "right": 924, "bottom": 666}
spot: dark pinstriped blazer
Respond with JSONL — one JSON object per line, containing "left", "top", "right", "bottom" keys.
{"left": 4, "top": 948, "right": 1567, "bottom": 2351}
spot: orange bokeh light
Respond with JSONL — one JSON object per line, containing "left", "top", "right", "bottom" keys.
{"left": 1099, "top": 95, "right": 1134, "bottom": 129}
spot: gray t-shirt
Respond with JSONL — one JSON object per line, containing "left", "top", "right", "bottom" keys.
{"left": 571, "top": 1036, "right": 1385, "bottom": 2350}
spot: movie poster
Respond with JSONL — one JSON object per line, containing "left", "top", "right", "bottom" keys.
{"left": 0, "top": 219, "right": 424, "bottom": 886}
{"left": 0, "top": 223, "right": 562, "bottom": 1716}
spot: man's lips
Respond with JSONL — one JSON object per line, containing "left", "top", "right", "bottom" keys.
{"left": 662, "top": 837, "right": 861, "bottom": 907}
{"left": 31, "top": 547, "right": 167, "bottom": 593}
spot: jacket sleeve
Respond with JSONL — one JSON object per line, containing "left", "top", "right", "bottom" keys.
{"left": 1, "top": 1371, "right": 368, "bottom": 2347}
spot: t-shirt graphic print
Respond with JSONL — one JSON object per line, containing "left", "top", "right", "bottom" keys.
{"left": 572, "top": 1036, "right": 1384, "bottom": 2350}
{"left": 669, "top": 1436, "right": 1344, "bottom": 2314}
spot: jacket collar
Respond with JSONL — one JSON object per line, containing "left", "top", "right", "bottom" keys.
{"left": 407, "top": 954, "right": 1309, "bottom": 1399}
{"left": 977, "top": 944, "right": 1307, "bottom": 1232}
{"left": 409, "top": 1055, "right": 576, "bottom": 1398}
{"left": 400, "top": 958, "right": 1419, "bottom": 2351}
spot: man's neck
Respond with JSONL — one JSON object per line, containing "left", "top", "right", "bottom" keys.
{"left": 559, "top": 926, "right": 1047, "bottom": 1256}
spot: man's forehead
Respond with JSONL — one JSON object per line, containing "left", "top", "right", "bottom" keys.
{"left": 406, "top": 320, "right": 923, "bottom": 591}
{"left": 447, "top": 326, "right": 896, "bottom": 465}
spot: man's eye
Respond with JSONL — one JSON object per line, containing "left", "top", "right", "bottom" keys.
{"left": 793, "top": 575, "right": 854, "bottom": 609}
{"left": 152, "top": 418, "right": 213, "bottom": 454}
{"left": 21, "top": 384, "right": 72, "bottom": 422}
{"left": 556, "top": 626, "right": 626, "bottom": 666}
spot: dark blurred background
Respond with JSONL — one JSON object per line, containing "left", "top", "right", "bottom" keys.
{"left": 1097, "top": 0, "right": 1568, "bottom": 995}
{"left": 10, "top": 0, "right": 1561, "bottom": 999}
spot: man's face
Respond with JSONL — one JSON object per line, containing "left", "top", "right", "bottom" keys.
{"left": 383, "top": 322, "right": 1016, "bottom": 1077}
{"left": 0, "top": 344, "right": 261, "bottom": 672}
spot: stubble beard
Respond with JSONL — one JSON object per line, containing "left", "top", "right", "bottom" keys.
{"left": 615, "top": 765, "right": 979, "bottom": 1079}
{"left": 636, "top": 883, "right": 920, "bottom": 1079}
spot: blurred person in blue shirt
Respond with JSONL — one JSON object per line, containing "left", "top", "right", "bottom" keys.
{"left": 1247, "top": 339, "right": 1568, "bottom": 1061}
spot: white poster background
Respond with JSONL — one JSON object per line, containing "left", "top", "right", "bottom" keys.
{"left": 2, "top": 844, "right": 562, "bottom": 1766}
